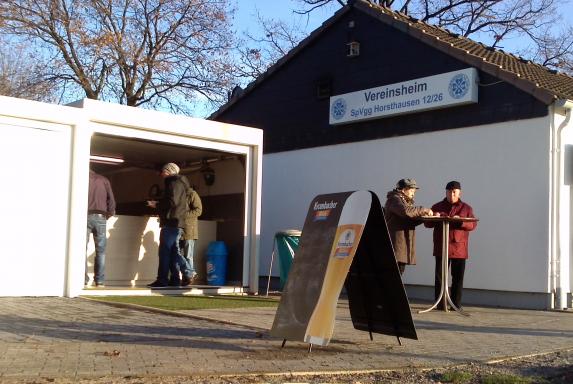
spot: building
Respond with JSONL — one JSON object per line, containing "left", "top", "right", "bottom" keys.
{"left": 213, "top": 0, "right": 573, "bottom": 309}
{"left": 0, "top": 97, "right": 263, "bottom": 297}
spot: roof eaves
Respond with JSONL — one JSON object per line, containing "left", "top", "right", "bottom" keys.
{"left": 423, "top": 40, "right": 555, "bottom": 103}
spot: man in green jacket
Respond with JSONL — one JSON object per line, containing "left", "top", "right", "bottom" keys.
{"left": 181, "top": 186, "right": 203, "bottom": 286}
{"left": 146, "top": 162, "right": 190, "bottom": 288}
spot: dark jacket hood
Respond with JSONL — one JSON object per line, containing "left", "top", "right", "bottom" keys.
{"left": 387, "top": 189, "right": 414, "bottom": 204}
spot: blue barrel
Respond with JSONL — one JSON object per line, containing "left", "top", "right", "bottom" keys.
{"left": 206, "top": 241, "right": 228, "bottom": 286}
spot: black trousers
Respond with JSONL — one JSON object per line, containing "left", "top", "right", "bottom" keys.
{"left": 434, "top": 257, "right": 466, "bottom": 307}
{"left": 398, "top": 262, "right": 406, "bottom": 275}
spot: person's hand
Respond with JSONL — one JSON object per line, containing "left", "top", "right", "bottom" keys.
{"left": 146, "top": 200, "right": 157, "bottom": 208}
{"left": 425, "top": 208, "right": 433, "bottom": 216}
{"left": 433, "top": 212, "right": 441, "bottom": 217}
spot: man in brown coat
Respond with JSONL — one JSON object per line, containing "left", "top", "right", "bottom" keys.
{"left": 384, "top": 178, "right": 433, "bottom": 275}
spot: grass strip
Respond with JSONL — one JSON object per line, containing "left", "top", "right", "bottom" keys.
{"left": 86, "top": 295, "right": 279, "bottom": 311}
{"left": 440, "top": 370, "right": 473, "bottom": 383}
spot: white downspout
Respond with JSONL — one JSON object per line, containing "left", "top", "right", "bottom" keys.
{"left": 550, "top": 99, "right": 573, "bottom": 309}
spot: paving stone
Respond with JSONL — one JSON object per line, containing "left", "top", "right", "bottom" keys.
{"left": 0, "top": 297, "right": 571, "bottom": 379}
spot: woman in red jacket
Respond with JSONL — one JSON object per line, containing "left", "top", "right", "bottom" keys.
{"left": 425, "top": 181, "right": 477, "bottom": 309}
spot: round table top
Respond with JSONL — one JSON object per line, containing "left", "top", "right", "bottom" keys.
{"left": 421, "top": 215, "right": 479, "bottom": 222}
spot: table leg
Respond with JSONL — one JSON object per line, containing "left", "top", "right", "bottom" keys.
{"left": 442, "top": 221, "right": 469, "bottom": 316}
{"left": 419, "top": 221, "right": 469, "bottom": 316}
{"left": 442, "top": 221, "right": 449, "bottom": 312}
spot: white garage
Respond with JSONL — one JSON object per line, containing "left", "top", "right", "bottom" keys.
{"left": 0, "top": 96, "right": 263, "bottom": 297}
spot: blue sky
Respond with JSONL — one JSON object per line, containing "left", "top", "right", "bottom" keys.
{"left": 233, "top": 0, "right": 573, "bottom": 57}
{"left": 233, "top": 0, "right": 336, "bottom": 37}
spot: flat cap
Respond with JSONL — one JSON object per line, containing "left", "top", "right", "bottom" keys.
{"left": 397, "top": 178, "right": 419, "bottom": 189}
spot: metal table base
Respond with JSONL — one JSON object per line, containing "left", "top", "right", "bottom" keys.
{"left": 418, "top": 218, "right": 470, "bottom": 316}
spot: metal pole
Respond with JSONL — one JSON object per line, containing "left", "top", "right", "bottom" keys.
{"left": 442, "top": 221, "right": 450, "bottom": 312}
{"left": 265, "top": 238, "right": 276, "bottom": 296}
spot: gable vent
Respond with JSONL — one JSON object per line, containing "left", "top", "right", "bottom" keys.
{"left": 316, "top": 78, "right": 332, "bottom": 99}
{"left": 347, "top": 41, "right": 360, "bottom": 57}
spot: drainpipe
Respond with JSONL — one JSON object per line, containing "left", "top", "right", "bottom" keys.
{"left": 550, "top": 99, "right": 573, "bottom": 309}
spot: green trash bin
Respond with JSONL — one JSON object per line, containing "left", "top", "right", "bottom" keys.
{"left": 266, "top": 229, "right": 302, "bottom": 295}
{"left": 275, "top": 230, "right": 301, "bottom": 289}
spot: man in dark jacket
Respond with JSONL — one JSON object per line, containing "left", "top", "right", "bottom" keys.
{"left": 147, "top": 162, "right": 191, "bottom": 287}
{"left": 86, "top": 170, "right": 116, "bottom": 287}
{"left": 425, "top": 181, "right": 477, "bottom": 308}
{"left": 384, "top": 178, "right": 433, "bottom": 275}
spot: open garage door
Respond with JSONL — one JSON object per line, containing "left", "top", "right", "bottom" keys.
{"left": 87, "top": 133, "right": 247, "bottom": 288}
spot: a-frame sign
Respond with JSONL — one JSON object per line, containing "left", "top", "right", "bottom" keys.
{"left": 270, "top": 190, "right": 417, "bottom": 347}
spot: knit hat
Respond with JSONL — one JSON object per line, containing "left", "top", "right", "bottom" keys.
{"left": 162, "top": 162, "right": 180, "bottom": 175}
{"left": 445, "top": 180, "right": 461, "bottom": 190}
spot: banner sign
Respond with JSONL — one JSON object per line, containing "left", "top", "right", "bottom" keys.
{"left": 270, "top": 191, "right": 417, "bottom": 347}
{"left": 329, "top": 68, "right": 478, "bottom": 125}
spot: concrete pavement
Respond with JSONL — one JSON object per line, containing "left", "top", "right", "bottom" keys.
{"left": 0, "top": 296, "right": 571, "bottom": 381}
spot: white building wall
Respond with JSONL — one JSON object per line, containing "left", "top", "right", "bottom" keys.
{"left": 262, "top": 116, "right": 551, "bottom": 294}
{"left": 555, "top": 109, "right": 573, "bottom": 307}
{"left": 0, "top": 118, "right": 74, "bottom": 296}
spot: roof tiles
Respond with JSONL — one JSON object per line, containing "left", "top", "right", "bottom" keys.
{"left": 358, "top": 0, "right": 573, "bottom": 103}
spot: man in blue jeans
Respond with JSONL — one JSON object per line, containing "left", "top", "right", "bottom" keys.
{"left": 147, "top": 162, "right": 191, "bottom": 287}
{"left": 86, "top": 170, "right": 116, "bottom": 287}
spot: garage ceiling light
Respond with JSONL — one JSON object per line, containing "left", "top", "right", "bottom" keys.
{"left": 90, "top": 155, "right": 124, "bottom": 164}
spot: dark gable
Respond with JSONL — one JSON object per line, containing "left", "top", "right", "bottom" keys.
{"left": 213, "top": 0, "right": 571, "bottom": 154}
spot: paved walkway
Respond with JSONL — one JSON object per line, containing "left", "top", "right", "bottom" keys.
{"left": 0, "top": 297, "right": 571, "bottom": 380}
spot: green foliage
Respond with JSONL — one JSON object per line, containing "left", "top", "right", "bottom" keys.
{"left": 440, "top": 370, "right": 473, "bottom": 383}
{"left": 88, "top": 295, "right": 279, "bottom": 311}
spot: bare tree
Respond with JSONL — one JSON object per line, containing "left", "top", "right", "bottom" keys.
{"left": 296, "top": 0, "right": 573, "bottom": 74}
{"left": 0, "top": 38, "right": 56, "bottom": 101}
{"left": 236, "top": 12, "right": 306, "bottom": 82}
{"left": 526, "top": 25, "right": 573, "bottom": 73}
{"left": 0, "top": 0, "right": 236, "bottom": 113}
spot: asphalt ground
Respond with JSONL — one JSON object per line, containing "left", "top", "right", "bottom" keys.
{"left": 0, "top": 297, "right": 571, "bottom": 381}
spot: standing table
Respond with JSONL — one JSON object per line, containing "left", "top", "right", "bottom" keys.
{"left": 418, "top": 216, "right": 479, "bottom": 316}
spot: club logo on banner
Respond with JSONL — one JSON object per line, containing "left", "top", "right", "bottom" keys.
{"left": 448, "top": 73, "right": 470, "bottom": 99}
{"left": 330, "top": 98, "right": 347, "bottom": 121}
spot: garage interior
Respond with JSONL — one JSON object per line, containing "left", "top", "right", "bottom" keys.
{"left": 86, "top": 133, "right": 247, "bottom": 289}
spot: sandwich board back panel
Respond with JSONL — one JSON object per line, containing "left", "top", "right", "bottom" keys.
{"left": 345, "top": 193, "right": 418, "bottom": 340}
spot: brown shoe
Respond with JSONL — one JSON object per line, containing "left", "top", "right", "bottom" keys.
{"left": 181, "top": 275, "right": 199, "bottom": 287}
